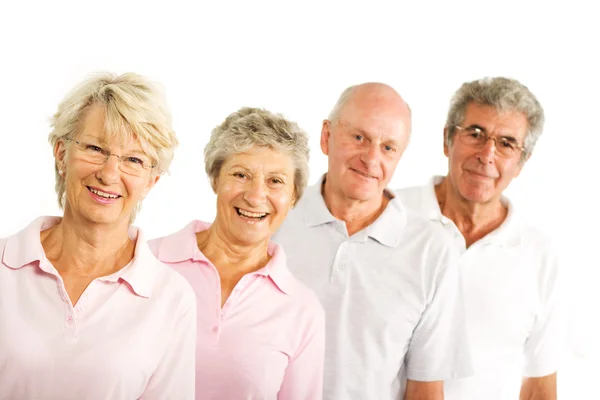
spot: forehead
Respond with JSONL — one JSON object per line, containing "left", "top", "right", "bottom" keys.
{"left": 338, "top": 96, "right": 410, "bottom": 142}
{"left": 222, "top": 146, "right": 294, "bottom": 173}
{"left": 462, "top": 102, "right": 528, "bottom": 140}
{"left": 76, "top": 104, "right": 146, "bottom": 152}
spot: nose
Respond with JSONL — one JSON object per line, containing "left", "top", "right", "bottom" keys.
{"left": 243, "top": 178, "right": 267, "bottom": 207}
{"left": 96, "top": 154, "right": 121, "bottom": 184}
{"left": 360, "top": 143, "right": 380, "bottom": 166}
{"left": 477, "top": 137, "right": 496, "bottom": 164}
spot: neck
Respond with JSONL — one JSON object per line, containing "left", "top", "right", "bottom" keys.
{"left": 196, "top": 221, "right": 270, "bottom": 276}
{"left": 435, "top": 177, "right": 507, "bottom": 246}
{"left": 41, "top": 209, "right": 134, "bottom": 276}
{"left": 322, "top": 177, "right": 389, "bottom": 237}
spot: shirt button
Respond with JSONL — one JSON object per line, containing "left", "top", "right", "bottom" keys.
{"left": 67, "top": 315, "right": 73, "bottom": 324}
{"left": 212, "top": 326, "right": 218, "bottom": 333}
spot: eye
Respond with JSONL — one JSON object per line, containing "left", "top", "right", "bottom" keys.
{"left": 125, "top": 157, "right": 145, "bottom": 165}
{"left": 86, "top": 144, "right": 104, "bottom": 153}
{"left": 354, "top": 134, "right": 364, "bottom": 142}
{"left": 269, "top": 177, "right": 284, "bottom": 185}
{"left": 499, "top": 138, "right": 516, "bottom": 149}
{"left": 233, "top": 172, "right": 248, "bottom": 179}
{"left": 468, "top": 130, "right": 483, "bottom": 139}
{"left": 383, "top": 144, "right": 395, "bottom": 152}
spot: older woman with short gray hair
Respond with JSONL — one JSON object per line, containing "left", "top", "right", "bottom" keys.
{"left": 0, "top": 72, "right": 197, "bottom": 399}
{"left": 149, "top": 107, "right": 325, "bottom": 399}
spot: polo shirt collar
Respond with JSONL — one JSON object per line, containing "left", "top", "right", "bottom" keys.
{"left": 421, "top": 175, "right": 522, "bottom": 247}
{"left": 2, "top": 216, "right": 159, "bottom": 298}
{"left": 156, "top": 219, "right": 296, "bottom": 295}
{"left": 301, "top": 174, "right": 407, "bottom": 247}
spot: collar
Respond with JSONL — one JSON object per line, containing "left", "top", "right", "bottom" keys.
{"left": 422, "top": 175, "right": 522, "bottom": 247}
{"left": 2, "top": 216, "right": 159, "bottom": 298}
{"left": 301, "top": 174, "right": 407, "bottom": 247}
{"left": 157, "top": 219, "right": 296, "bottom": 295}
{"left": 155, "top": 220, "right": 208, "bottom": 263}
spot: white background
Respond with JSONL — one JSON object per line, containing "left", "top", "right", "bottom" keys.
{"left": 0, "top": 0, "right": 597, "bottom": 397}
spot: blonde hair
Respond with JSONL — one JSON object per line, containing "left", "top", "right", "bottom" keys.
{"left": 204, "top": 107, "right": 310, "bottom": 205}
{"left": 48, "top": 71, "right": 178, "bottom": 209}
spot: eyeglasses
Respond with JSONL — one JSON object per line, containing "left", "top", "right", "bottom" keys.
{"left": 453, "top": 125, "right": 525, "bottom": 158}
{"left": 65, "top": 138, "right": 156, "bottom": 176}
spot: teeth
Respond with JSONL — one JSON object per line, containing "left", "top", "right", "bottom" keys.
{"left": 90, "top": 188, "right": 119, "bottom": 199}
{"left": 238, "top": 208, "right": 267, "bottom": 218}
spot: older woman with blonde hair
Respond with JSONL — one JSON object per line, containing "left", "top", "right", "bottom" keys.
{"left": 149, "top": 107, "right": 325, "bottom": 399}
{"left": 0, "top": 72, "right": 197, "bottom": 399}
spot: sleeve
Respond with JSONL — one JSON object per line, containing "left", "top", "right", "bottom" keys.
{"left": 404, "top": 243, "right": 473, "bottom": 382}
{"left": 141, "top": 294, "right": 197, "bottom": 400}
{"left": 278, "top": 302, "right": 326, "bottom": 400}
{"left": 523, "top": 248, "right": 562, "bottom": 377}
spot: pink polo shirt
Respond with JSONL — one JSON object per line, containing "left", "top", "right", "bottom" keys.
{"left": 149, "top": 220, "right": 325, "bottom": 400}
{"left": 0, "top": 216, "right": 197, "bottom": 400}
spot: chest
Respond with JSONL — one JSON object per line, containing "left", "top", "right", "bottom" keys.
{"left": 459, "top": 246, "right": 541, "bottom": 349}
{"left": 0, "top": 267, "right": 171, "bottom": 397}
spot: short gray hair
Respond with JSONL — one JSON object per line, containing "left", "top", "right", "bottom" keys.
{"left": 49, "top": 72, "right": 178, "bottom": 209}
{"left": 204, "top": 107, "right": 310, "bottom": 205}
{"left": 445, "top": 77, "right": 544, "bottom": 160}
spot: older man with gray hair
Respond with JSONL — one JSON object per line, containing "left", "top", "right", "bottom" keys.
{"left": 396, "top": 77, "right": 562, "bottom": 400}
{"left": 273, "top": 82, "right": 473, "bottom": 399}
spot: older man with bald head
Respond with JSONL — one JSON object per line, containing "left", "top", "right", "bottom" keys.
{"left": 273, "top": 83, "right": 472, "bottom": 400}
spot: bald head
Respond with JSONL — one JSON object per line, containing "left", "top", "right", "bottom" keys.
{"left": 328, "top": 82, "right": 411, "bottom": 134}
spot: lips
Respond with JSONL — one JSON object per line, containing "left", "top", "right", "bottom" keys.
{"left": 235, "top": 207, "right": 268, "bottom": 220}
{"left": 350, "top": 168, "right": 377, "bottom": 180}
{"left": 87, "top": 186, "right": 121, "bottom": 204}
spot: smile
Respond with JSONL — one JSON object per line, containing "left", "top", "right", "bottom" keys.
{"left": 351, "top": 168, "right": 377, "bottom": 179}
{"left": 235, "top": 207, "right": 268, "bottom": 220}
{"left": 87, "top": 186, "right": 121, "bottom": 199}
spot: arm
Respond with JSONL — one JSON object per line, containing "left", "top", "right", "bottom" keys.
{"left": 404, "top": 380, "right": 443, "bottom": 400}
{"left": 278, "top": 306, "right": 326, "bottom": 400}
{"left": 520, "top": 373, "right": 557, "bottom": 400}
{"left": 142, "top": 299, "right": 197, "bottom": 400}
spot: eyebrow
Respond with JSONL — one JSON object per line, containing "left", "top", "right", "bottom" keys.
{"left": 465, "top": 125, "right": 519, "bottom": 142}
{"left": 228, "top": 164, "right": 290, "bottom": 177}
{"left": 351, "top": 127, "right": 403, "bottom": 147}
{"left": 78, "top": 135, "right": 147, "bottom": 155}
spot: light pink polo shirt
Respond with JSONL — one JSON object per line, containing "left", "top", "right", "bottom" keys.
{"left": 149, "top": 220, "right": 326, "bottom": 400}
{"left": 0, "top": 216, "right": 197, "bottom": 400}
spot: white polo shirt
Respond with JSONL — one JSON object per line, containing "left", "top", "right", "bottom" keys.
{"left": 396, "top": 176, "right": 562, "bottom": 400}
{"left": 272, "top": 175, "right": 473, "bottom": 400}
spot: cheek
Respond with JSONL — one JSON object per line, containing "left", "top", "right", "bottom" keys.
{"left": 270, "top": 188, "right": 294, "bottom": 213}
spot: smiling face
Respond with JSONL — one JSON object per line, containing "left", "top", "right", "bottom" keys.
{"left": 321, "top": 84, "right": 410, "bottom": 204}
{"left": 55, "top": 104, "right": 159, "bottom": 226}
{"left": 213, "top": 146, "right": 296, "bottom": 247}
{"left": 445, "top": 102, "right": 529, "bottom": 204}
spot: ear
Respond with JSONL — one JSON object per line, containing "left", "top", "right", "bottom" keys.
{"left": 514, "top": 152, "right": 531, "bottom": 178}
{"left": 443, "top": 127, "right": 450, "bottom": 157}
{"left": 142, "top": 174, "right": 161, "bottom": 198}
{"left": 320, "top": 120, "right": 331, "bottom": 156}
{"left": 54, "top": 139, "right": 68, "bottom": 171}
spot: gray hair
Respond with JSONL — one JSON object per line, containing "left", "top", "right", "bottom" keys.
{"left": 445, "top": 77, "right": 544, "bottom": 161}
{"left": 48, "top": 72, "right": 178, "bottom": 212}
{"left": 204, "top": 107, "right": 310, "bottom": 205}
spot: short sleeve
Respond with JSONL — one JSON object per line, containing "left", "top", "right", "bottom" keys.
{"left": 404, "top": 244, "right": 473, "bottom": 381}
{"left": 523, "top": 248, "right": 562, "bottom": 377}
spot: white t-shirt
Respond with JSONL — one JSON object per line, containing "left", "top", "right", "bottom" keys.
{"left": 396, "top": 176, "right": 562, "bottom": 400}
{"left": 272, "top": 175, "right": 473, "bottom": 400}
